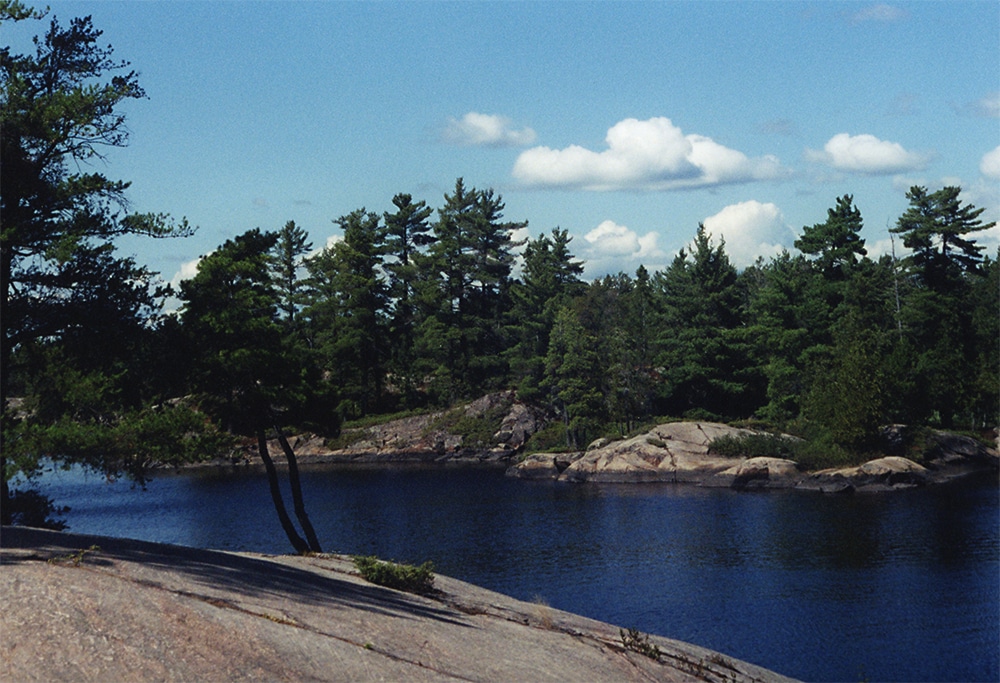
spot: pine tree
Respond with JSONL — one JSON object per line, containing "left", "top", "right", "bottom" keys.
{"left": 1, "top": 5, "right": 193, "bottom": 518}
{"left": 607, "top": 266, "right": 657, "bottom": 433}
{"left": 890, "top": 186, "right": 995, "bottom": 426}
{"left": 420, "top": 179, "right": 524, "bottom": 399}
{"left": 543, "top": 305, "right": 605, "bottom": 449}
{"left": 383, "top": 193, "right": 434, "bottom": 403}
{"left": 303, "top": 209, "right": 388, "bottom": 416}
{"left": 272, "top": 220, "right": 313, "bottom": 332}
{"left": 465, "top": 188, "right": 525, "bottom": 392}
{"left": 892, "top": 186, "right": 992, "bottom": 286}
{"left": 179, "top": 229, "right": 322, "bottom": 554}
{"left": 794, "top": 195, "right": 867, "bottom": 279}
{"left": 654, "top": 225, "right": 756, "bottom": 418}
{"left": 507, "top": 228, "right": 585, "bottom": 400}
{"left": 744, "top": 252, "right": 821, "bottom": 422}
{"left": 422, "top": 179, "right": 477, "bottom": 401}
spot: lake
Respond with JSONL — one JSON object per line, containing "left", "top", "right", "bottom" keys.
{"left": 25, "top": 463, "right": 1000, "bottom": 682}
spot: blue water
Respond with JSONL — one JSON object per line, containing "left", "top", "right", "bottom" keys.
{"left": 24, "top": 464, "right": 1000, "bottom": 682}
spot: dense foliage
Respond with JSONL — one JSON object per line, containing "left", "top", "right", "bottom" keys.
{"left": 172, "top": 184, "right": 995, "bottom": 455}
{"left": 2, "top": 4, "right": 998, "bottom": 534}
{"left": 57, "top": 183, "right": 999, "bottom": 457}
{"left": 0, "top": 2, "right": 203, "bottom": 525}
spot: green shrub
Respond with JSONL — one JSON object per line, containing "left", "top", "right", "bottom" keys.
{"left": 682, "top": 407, "right": 723, "bottom": 422}
{"left": 522, "top": 421, "right": 571, "bottom": 453}
{"left": 342, "top": 407, "right": 436, "bottom": 430}
{"left": 791, "top": 437, "right": 859, "bottom": 470}
{"left": 709, "top": 429, "right": 869, "bottom": 470}
{"left": 708, "top": 432, "right": 798, "bottom": 459}
{"left": 323, "top": 431, "right": 361, "bottom": 451}
{"left": 425, "top": 401, "right": 511, "bottom": 448}
{"left": 353, "top": 556, "right": 435, "bottom": 594}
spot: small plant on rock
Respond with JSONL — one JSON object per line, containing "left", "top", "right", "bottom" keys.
{"left": 620, "top": 627, "right": 662, "bottom": 661}
{"left": 531, "top": 595, "right": 554, "bottom": 629}
{"left": 48, "top": 544, "right": 100, "bottom": 567}
{"left": 353, "top": 555, "right": 435, "bottom": 594}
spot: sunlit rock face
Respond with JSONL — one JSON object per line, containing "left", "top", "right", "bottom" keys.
{"left": 509, "top": 421, "right": 998, "bottom": 492}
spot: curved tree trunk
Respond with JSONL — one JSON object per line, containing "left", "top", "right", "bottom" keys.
{"left": 257, "top": 429, "right": 309, "bottom": 554}
{"left": 273, "top": 424, "right": 322, "bottom": 553}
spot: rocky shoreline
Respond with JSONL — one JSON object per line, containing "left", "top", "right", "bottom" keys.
{"left": 200, "top": 392, "right": 997, "bottom": 494}
{"left": 510, "top": 422, "right": 999, "bottom": 493}
{"left": 1, "top": 526, "right": 797, "bottom": 682}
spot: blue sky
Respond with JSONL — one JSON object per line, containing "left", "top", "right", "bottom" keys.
{"left": 7, "top": 1, "right": 999, "bottom": 286}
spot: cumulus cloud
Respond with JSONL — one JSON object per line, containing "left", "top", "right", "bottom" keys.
{"left": 307, "top": 233, "right": 344, "bottom": 258}
{"left": 580, "top": 220, "right": 667, "bottom": 277}
{"left": 443, "top": 112, "right": 537, "bottom": 147}
{"left": 169, "top": 255, "right": 205, "bottom": 290}
{"left": 962, "top": 178, "right": 1000, "bottom": 257}
{"left": 512, "top": 117, "right": 784, "bottom": 191}
{"left": 866, "top": 236, "right": 910, "bottom": 262}
{"left": 806, "top": 133, "right": 927, "bottom": 175}
{"left": 702, "top": 201, "right": 795, "bottom": 268}
{"left": 980, "top": 145, "right": 1000, "bottom": 180}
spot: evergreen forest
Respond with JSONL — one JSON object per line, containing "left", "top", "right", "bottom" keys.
{"left": 2, "top": 3, "right": 998, "bottom": 529}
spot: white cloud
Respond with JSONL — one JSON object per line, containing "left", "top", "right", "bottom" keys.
{"left": 306, "top": 234, "right": 344, "bottom": 259}
{"left": 850, "top": 4, "right": 907, "bottom": 24}
{"left": 702, "top": 201, "right": 794, "bottom": 268}
{"left": 443, "top": 112, "right": 537, "bottom": 147}
{"left": 980, "top": 145, "right": 1000, "bottom": 180}
{"left": 580, "top": 219, "right": 667, "bottom": 277}
{"left": 866, "top": 236, "right": 910, "bottom": 262}
{"left": 585, "top": 220, "right": 641, "bottom": 256}
{"left": 963, "top": 178, "right": 1000, "bottom": 258}
{"left": 169, "top": 255, "right": 205, "bottom": 290}
{"left": 807, "top": 133, "right": 927, "bottom": 175}
{"left": 512, "top": 117, "right": 785, "bottom": 191}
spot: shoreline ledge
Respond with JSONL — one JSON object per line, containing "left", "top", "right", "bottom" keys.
{"left": 507, "top": 422, "right": 999, "bottom": 492}
{"left": 1, "top": 526, "right": 797, "bottom": 682}
{"left": 211, "top": 405, "right": 997, "bottom": 493}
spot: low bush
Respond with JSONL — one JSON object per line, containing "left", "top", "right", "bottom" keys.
{"left": 342, "top": 407, "right": 436, "bottom": 431}
{"left": 791, "top": 437, "right": 859, "bottom": 470}
{"left": 521, "top": 421, "right": 570, "bottom": 453}
{"left": 353, "top": 556, "right": 435, "bottom": 594}
{"left": 426, "top": 401, "right": 511, "bottom": 449}
{"left": 708, "top": 432, "right": 799, "bottom": 459}
{"left": 709, "top": 429, "right": 870, "bottom": 470}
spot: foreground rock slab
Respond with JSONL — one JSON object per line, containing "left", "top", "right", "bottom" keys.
{"left": 1, "top": 527, "right": 796, "bottom": 682}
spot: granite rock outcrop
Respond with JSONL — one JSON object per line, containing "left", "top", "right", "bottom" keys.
{"left": 1, "top": 526, "right": 798, "bottom": 683}
{"left": 507, "top": 421, "right": 998, "bottom": 492}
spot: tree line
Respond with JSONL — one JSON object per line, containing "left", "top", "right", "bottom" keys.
{"left": 178, "top": 182, "right": 997, "bottom": 447}
{"left": 2, "top": 3, "right": 997, "bottom": 531}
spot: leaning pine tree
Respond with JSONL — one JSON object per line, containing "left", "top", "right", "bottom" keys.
{"left": 178, "top": 229, "right": 321, "bottom": 554}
